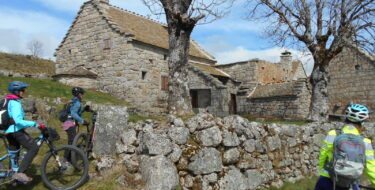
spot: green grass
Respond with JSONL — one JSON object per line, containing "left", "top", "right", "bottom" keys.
{"left": 0, "top": 52, "right": 55, "bottom": 75}
{"left": 265, "top": 176, "right": 318, "bottom": 190}
{"left": 128, "top": 113, "right": 166, "bottom": 123}
{"left": 0, "top": 76, "right": 128, "bottom": 106}
{"left": 242, "top": 114, "right": 310, "bottom": 126}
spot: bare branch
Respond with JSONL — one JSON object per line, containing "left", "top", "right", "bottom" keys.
{"left": 27, "top": 39, "right": 43, "bottom": 58}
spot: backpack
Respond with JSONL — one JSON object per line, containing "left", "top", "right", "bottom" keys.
{"left": 328, "top": 129, "right": 366, "bottom": 188}
{"left": 0, "top": 99, "right": 14, "bottom": 130}
{"left": 58, "top": 102, "right": 72, "bottom": 122}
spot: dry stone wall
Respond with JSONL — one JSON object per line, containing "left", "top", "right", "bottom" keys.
{"left": 0, "top": 69, "right": 49, "bottom": 79}
{"left": 93, "top": 111, "right": 375, "bottom": 190}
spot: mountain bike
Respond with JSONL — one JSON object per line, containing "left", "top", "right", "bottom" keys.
{"left": 0, "top": 127, "right": 89, "bottom": 190}
{"left": 72, "top": 110, "right": 97, "bottom": 162}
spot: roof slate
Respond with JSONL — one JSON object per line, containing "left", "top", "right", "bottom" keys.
{"left": 248, "top": 80, "right": 304, "bottom": 98}
{"left": 191, "top": 63, "right": 230, "bottom": 78}
{"left": 53, "top": 66, "right": 98, "bottom": 78}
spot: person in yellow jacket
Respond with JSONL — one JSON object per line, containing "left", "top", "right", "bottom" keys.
{"left": 315, "top": 104, "right": 375, "bottom": 190}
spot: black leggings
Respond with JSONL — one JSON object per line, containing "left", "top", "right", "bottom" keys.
{"left": 6, "top": 130, "right": 39, "bottom": 173}
{"left": 64, "top": 126, "right": 77, "bottom": 161}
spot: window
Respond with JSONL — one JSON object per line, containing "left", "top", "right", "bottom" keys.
{"left": 163, "top": 54, "right": 167, "bottom": 60}
{"left": 149, "top": 59, "right": 154, "bottom": 64}
{"left": 355, "top": 64, "right": 361, "bottom": 70}
{"left": 161, "top": 76, "right": 168, "bottom": 91}
{"left": 68, "top": 49, "right": 71, "bottom": 54}
{"left": 104, "top": 39, "right": 111, "bottom": 50}
{"left": 142, "top": 71, "right": 147, "bottom": 80}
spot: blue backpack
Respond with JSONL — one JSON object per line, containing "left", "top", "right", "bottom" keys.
{"left": 329, "top": 130, "right": 366, "bottom": 188}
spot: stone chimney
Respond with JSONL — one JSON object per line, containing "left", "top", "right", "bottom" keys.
{"left": 280, "top": 51, "right": 292, "bottom": 64}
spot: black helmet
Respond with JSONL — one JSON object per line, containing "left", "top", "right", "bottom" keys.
{"left": 72, "top": 87, "right": 85, "bottom": 96}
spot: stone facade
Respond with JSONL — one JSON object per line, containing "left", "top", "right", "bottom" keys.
{"left": 217, "top": 53, "right": 309, "bottom": 119}
{"left": 55, "top": 0, "right": 237, "bottom": 115}
{"left": 327, "top": 46, "right": 375, "bottom": 118}
{"left": 241, "top": 79, "right": 311, "bottom": 119}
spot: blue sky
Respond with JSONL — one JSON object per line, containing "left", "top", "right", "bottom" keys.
{"left": 0, "top": 0, "right": 313, "bottom": 74}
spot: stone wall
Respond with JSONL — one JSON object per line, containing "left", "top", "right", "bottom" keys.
{"left": 0, "top": 69, "right": 50, "bottom": 79}
{"left": 241, "top": 80, "right": 311, "bottom": 119}
{"left": 57, "top": 77, "right": 98, "bottom": 89}
{"left": 94, "top": 112, "right": 375, "bottom": 190}
{"left": 188, "top": 68, "right": 239, "bottom": 117}
{"left": 327, "top": 47, "right": 375, "bottom": 118}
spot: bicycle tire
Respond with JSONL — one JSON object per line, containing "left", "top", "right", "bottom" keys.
{"left": 40, "top": 145, "right": 89, "bottom": 190}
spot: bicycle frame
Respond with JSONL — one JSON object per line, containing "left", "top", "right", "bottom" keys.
{"left": 78, "top": 111, "right": 97, "bottom": 153}
{"left": 0, "top": 131, "right": 61, "bottom": 180}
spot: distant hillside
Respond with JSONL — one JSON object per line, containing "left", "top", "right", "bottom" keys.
{"left": 0, "top": 52, "right": 55, "bottom": 76}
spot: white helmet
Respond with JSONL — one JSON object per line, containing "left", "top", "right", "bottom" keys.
{"left": 345, "top": 104, "right": 369, "bottom": 123}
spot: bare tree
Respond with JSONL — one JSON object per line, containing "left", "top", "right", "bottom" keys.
{"left": 142, "top": 0, "right": 234, "bottom": 116}
{"left": 27, "top": 39, "right": 44, "bottom": 58}
{"left": 248, "top": 0, "right": 375, "bottom": 121}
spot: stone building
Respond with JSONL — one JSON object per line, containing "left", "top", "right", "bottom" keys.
{"left": 327, "top": 45, "right": 375, "bottom": 116}
{"left": 217, "top": 52, "right": 311, "bottom": 119}
{"left": 54, "top": 0, "right": 238, "bottom": 116}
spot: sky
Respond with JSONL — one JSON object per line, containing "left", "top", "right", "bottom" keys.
{"left": 0, "top": 0, "right": 313, "bottom": 74}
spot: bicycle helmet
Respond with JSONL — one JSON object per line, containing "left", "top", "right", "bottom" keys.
{"left": 8, "top": 81, "right": 29, "bottom": 94}
{"left": 72, "top": 87, "right": 85, "bottom": 96}
{"left": 345, "top": 104, "right": 369, "bottom": 123}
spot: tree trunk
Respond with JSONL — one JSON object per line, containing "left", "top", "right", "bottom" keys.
{"left": 166, "top": 26, "right": 193, "bottom": 116}
{"left": 309, "top": 64, "right": 330, "bottom": 121}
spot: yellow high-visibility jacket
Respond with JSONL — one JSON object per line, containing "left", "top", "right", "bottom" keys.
{"left": 318, "top": 125, "right": 375, "bottom": 186}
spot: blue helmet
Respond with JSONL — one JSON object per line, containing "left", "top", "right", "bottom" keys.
{"left": 345, "top": 104, "right": 369, "bottom": 123}
{"left": 8, "top": 81, "right": 29, "bottom": 94}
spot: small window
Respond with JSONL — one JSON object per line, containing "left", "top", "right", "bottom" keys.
{"left": 149, "top": 59, "right": 154, "bottom": 64}
{"left": 68, "top": 49, "right": 71, "bottom": 54}
{"left": 261, "top": 67, "right": 265, "bottom": 70}
{"left": 104, "top": 39, "right": 111, "bottom": 50}
{"left": 355, "top": 64, "right": 361, "bottom": 70}
{"left": 142, "top": 71, "right": 147, "bottom": 80}
{"left": 163, "top": 54, "right": 167, "bottom": 60}
{"left": 161, "top": 76, "right": 168, "bottom": 91}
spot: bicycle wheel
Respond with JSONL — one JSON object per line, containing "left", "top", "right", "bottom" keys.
{"left": 41, "top": 145, "right": 89, "bottom": 190}
{"left": 72, "top": 132, "right": 89, "bottom": 155}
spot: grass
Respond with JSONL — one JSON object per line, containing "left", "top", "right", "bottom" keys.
{"left": 128, "top": 113, "right": 166, "bottom": 123}
{"left": 242, "top": 114, "right": 310, "bottom": 126}
{"left": 0, "top": 52, "right": 55, "bottom": 75}
{"left": 0, "top": 76, "right": 129, "bottom": 106}
{"left": 0, "top": 75, "right": 141, "bottom": 189}
{"left": 265, "top": 176, "right": 318, "bottom": 190}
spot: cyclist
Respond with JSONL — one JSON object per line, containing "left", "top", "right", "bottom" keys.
{"left": 315, "top": 103, "right": 375, "bottom": 190}
{"left": 4, "top": 81, "right": 46, "bottom": 183}
{"left": 63, "top": 87, "right": 89, "bottom": 161}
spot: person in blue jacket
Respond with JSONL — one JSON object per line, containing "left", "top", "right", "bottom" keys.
{"left": 63, "top": 87, "right": 89, "bottom": 161}
{"left": 5, "top": 81, "right": 46, "bottom": 183}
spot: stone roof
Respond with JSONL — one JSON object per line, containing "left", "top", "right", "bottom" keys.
{"left": 191, "top": 63, "right": 230, "bottom": 78}
{"left": 56, "top": 0, "right": 215, "bottom": 62}
{"left": 188, "top": 65, "right": 227, "bottom": 89}
{"left": 345, "top": 44, "right": 375, "bottom": 62}
{"left": 53, "top": 66, "right": 98, "bottom": 78}
{"left": 248, "top": 80, "right": 306, "bottom": 99}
